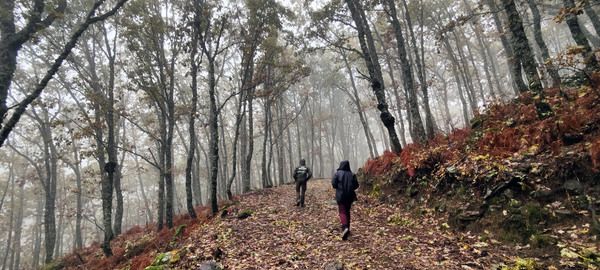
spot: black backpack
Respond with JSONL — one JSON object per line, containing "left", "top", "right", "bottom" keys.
{"left": 295, "top": 166, "right": 309, "bottom": 181}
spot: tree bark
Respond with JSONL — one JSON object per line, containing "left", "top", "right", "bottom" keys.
{"left": 10, "top": 183, "right": 23, "bottom": 270}
{"left": 401, "top": 0, "right": 436, "bottom": 139}
{"left": 345, "top": 0, "right": 403, "bottom": 152}
{"left": 583, "top": 0, "right": 600, "bottom": 39}
{"left": 563, "top": 0, "right": 599, "bottom": 71}
{"left": 227, "top": 95, "right": 245, "bottom": 199}
{"left": 208, "top": 58, "right": 220, "bottom": 215}
{"left": 185, "top": 5, "right": 201, "bottom": 218}
{"left": 1, "top": 170, "right": 14, "bottom": 270}
{"left": 382, "top": 0, "right": 425, "bottom": 145}
{"left": 502, "top": 0, "right": 543, "bottom": 93}
{"left": 339, "top": 50, "right": 377, "bottom": 157}
{"left": 485, "top": 0, "right": 527, "bottom": 94}
{"left": 443, "top": 38, "right": 470, "bottom": 126}
{"left": 526, "top": 0, "right": 561, "bottom": 87}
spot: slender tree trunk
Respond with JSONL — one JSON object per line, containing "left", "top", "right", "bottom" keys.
{"left": 372, "top": 25, "right": 408, "bottom": 146}
{"left": 40, "top": 119, "right": 58, "bottom": 263}
{"left": 208, "top": 57, "right": 220, "bottom": 215}
{"left": 340, "top": 50, "right": 377, "bottom": 158}
{"left": 462, "top": 0, "right": 498, "bottom": 99}
{"left": 345, "top": 0, "right": 403, "bottom": 152}
{"left": 276, "top": 99, "right": 285, "bottom": 186}
{"left": 157, "top": 121, "right": 166, "bottom": 231}
{"left": 583, "top": 0, "right": 600, "bottom": 38}
{"left": 227, "top": 92, "right": 245, "bottom": 199}
{"left": 261, "top": 98, "right": 272, "bottom": 188}
{"left": 444, "top": 38, "right": 470, "bottom": 126}
{"left": 383, "top": 0, "right": 425, "bottom": 145}
{"left": 526, "top": 0, "right": 561, "bottom": 87}
{"left": 72, "top": 144, "right": 83, "bottom": 250}
{"left": 1, "top": 173, "right": 14, "bottom": 270}
{"left": 105, "top": 38, "right": 123, "bottom": 237}
{"left": 185, "top": 11, "right": 200, "bottom": 218}
{"left": 133, "top": 153, "right": 154, "bottom": 224}
{"left": 451, "top": 32, "right": 478, "bottom": 114}
{"left": 563, "top": 0, "right": 599, "bottom": 71}
{"left": 485, "top": 0, "right": 527, "bottom": 94}
{"left": 502, "top": 0, "right": 543, "bottom": 93}
{"left": 193, "top": 144, "right": 202, "bottom": 205}
{"left": 10, "top": 184, "right": 23, "bottom": 270}
{"left": 401, "top": 0, "right": 436, "bottom": 139}
{"left": 32, "top": 193, "right": 42, "bottom": 268}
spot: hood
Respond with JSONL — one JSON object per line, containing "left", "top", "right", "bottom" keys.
{"left": 337, "top": 160, "right": 351, "bottom": 171}
{"left": 300, "top": 159, "right": 306, "bottom": 166}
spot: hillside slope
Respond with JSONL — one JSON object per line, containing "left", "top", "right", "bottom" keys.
{"left": 359, "top": 84, "right": 600, "bottom": 269}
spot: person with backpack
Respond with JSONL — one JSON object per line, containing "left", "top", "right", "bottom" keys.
{"left": 293, "top": 159, "right": 312, "bottom": 207}
{"left": 331, "top": 160, "right": 359, "bottom": 240}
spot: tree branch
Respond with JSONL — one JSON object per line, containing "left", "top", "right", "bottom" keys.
{"left": 0, "top": 0, "right": 129, "bottom": 148}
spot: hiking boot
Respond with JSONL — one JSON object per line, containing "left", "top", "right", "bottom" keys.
{"left": 342, "top": 228, "right": 350, "bottom": 240}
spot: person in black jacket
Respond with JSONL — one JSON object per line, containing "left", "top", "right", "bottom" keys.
{"left": 293, "top": 159, "right": 312, "bottom": 207}
{"left": 331, "top": 160, "right": 359, "bottom": 240}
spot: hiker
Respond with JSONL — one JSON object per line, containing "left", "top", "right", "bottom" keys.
{"left": 293, "top": 158, "right": 312, "bottom": 207}
{"left": 332, "top": 160, "right": 359, "bottom": 240}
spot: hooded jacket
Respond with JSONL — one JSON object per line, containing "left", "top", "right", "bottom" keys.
{"left": 331, "top": 160, "right": 359, "bottom": 203}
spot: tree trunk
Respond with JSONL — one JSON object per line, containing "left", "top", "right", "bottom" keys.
{"left": 208, "top": 57, "right": 220, "bottom": 215}
{"left": 40, "top": 118, "right": 58, "bottom": 263}
{"left": 462, "top": 0, "right": 498, "bottom": 99}
{"left": 444, "top": 38, "right": 470, "bottom": 126}
{"left": 185, "top": 10, "right": 200, "bottom": 218}
{"left": 1, "top": 171, "right": 14, "bottom": 270}
{"left": 345, "top": 0, "right": 403, "bottom": 152}
{"left": 10, "top": 184, "right": 23, "bottom": 270}
{"left": 451, "top": 32, "right": 478, "bottom": 114}
{"left": 526, "top": 0, "right": 561, "bottom": 87}
{"left": 340, "top": 50, "right": 377, "bottom": 158}
{"left": 485, "top": 0, "right": 527, "bottom": 94}
{"left": 583, "top": 0, "right": 600, "bottom": 39}
{"left": 68, "top": 138, "right": 84, "bottom": 250}
{"left": 133, "top": 152, "right": 154, "bottom": 224}
{"left": 563, "top": 0, "right": 599, "bottom": 71}
{"left": 32, "top": 193, "right": 42, "bottom": 268}
{"left": 383, "top": 0, "right": 425, "bottom": 145}
{"left": 401, "top": 0, "right": 436, "bottom": 139}
{"left": 227, "top": 94, "right": 245, "bottom": 199}
{"left": 261, "top": 98, "right": 272, "bottom": 188}
{"left": 502, "top": 0, "right": 543, "bottom": 93}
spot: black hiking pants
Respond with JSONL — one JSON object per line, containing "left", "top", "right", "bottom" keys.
{"left": 295, "top": 180, "right": 307, "bottom": 207}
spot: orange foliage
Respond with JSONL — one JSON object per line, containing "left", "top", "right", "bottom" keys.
{"left": 130, "top": 252, "right": 156, "bottom": 270}
{"left": 399, "top": 144, "right": 422, "bottom": 177}
{"left": 361, "top": 81, "right": 600, "bottom": 180}
{"left": 123, "top": 225, "right": 145, "bottom": 237}
{"left": 363, "top": 150, "right": 399, "bottom": 176}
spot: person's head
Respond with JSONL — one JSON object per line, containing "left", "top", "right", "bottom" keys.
{"left": 338, "top": 160, "right": 351, "bottom": 171}
{"left": 300, "top": 159, "right": 306, "bottom": 166}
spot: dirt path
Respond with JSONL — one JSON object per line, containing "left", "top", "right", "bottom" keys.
{"left": 178, "top": 179, "right": 513, "bottom": 269}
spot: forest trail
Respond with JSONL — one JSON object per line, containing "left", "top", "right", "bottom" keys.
{"left": 177, "top": 179, "right": 515, "bottom": 269}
